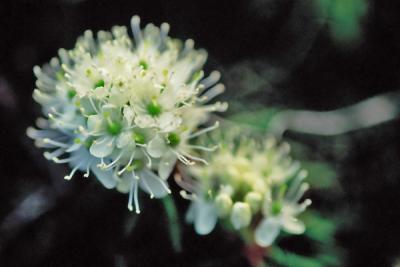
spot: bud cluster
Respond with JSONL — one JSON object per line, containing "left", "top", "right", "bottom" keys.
{"left": 186, "top": 135, "right": 311, "bottom": 247}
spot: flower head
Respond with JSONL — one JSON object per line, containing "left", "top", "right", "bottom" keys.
{"left": 185, "top": 132, "right": 311, "bottom": 247}
{"left": 28, "top": 15, "right": 227, "bottom": 213}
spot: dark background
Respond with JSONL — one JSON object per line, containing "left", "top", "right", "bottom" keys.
{"left": 0, "top": 0, "right": 400, "bottom": 266}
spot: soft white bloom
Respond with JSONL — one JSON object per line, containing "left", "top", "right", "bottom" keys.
{"left": 185, "top": 134, "right": 311, "bottom": 247}
{"left": 28, "top": 15, "right": 227, "bottom": 213}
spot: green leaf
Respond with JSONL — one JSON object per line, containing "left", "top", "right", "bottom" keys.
{"left": 301, "top": 161, "right": 338, "bottom": 189}
{"left": 302, "top": 211, "right": 337, "bottom": 244}
{"left": 228, "top": 108, "right": 281, "bottom": 131}
{"left": 269, "top": 247, "right": 324, "bottom": 267}
{"left": 161, "top": 195, "right": 182, "bottom": 253}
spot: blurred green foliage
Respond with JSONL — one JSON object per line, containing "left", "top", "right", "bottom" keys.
{"left": 314, "top": 0, "right": 368, "bottom": 44}
{"left": 162, "top": 195, "right": 182, "bottom": 253}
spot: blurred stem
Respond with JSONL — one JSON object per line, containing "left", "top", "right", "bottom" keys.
{"left": 161, "top": 195, "right": 182, "bottom": 253}
{"left": 269, "top": 90, "right": 400, "bottom": 136}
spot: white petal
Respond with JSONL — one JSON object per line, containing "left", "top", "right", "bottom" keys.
{"left": 158, "top": 112, "right": 181, "bottom": 132}
{"left": 230, "top": 202, "right": 252, "bottom": 230}
{"left": 138, "top": 170, "right": 170, "bottom": 198}
{"left": 193, "top": 200, "right": 218, "bottom": 235}
{"left": 116, "top": 131, "right": 132, "bottom": 148}
{"left": 134, "top": 114, "right": 154, "bottom": 128}
{"left": 91, "top": 163, "right": 117, "bottom": 189}
{"left": 90, "top": 136, "right": 114, "bottom": 158}
{"left": 254, "top": 218, "right": 281, "bottom": 247}
{"left": 116, "top": 173, "right": 131, "bottom": 193}
{"left": 282, "top": 217, "right": 305, "bottom": 234}
{"left": 147, "top": 135, "right": 166, "bottom": 158}
{"left": 158, "top": 151, "right": 177, "bottom": 180}
{"left": 87, "top": 114, "right": 103, "bottom": 132}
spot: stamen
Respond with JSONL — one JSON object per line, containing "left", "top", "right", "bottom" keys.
{"left": 118, "top": 152, "right": 135, "bottom": 175}
{"left": 142, "top": 149, "right": 152, "bottom": 168}
{"left": 181, "top": 152, "right": 209, "bottom": 165}
{"left": 64, "top": 163, "right": 82, "bottom": 180}
{"left": 188, "top": 121, "right": 219, "bottom": 139}
{"left": 84, "top": 164, "right": 91, "bottom": 178}
{"left": 48, "top": 114, "right": 79, "bottom": 128}
{"left": 293, "top": 183, "right": 310, "bottom": 202}
{"left": 180, "top": 190, "right": 197, "bottom": 201}
{"left": 172, "top": 150, "right": 194, "bottom": 165}
{"left": 159, "top": 22, "right": 170, "bottom": 47}
{"left": 201, "top": 84, "right": 225, "bottom": 103}
{"left": 187, "top": 144, "right": 218, "bottom": 152}
{"left": 286, "top": 170, "right": 307, "bottom": 200}
{"left": 43, "top": 147, "right": 65, "bottom": 160}
{"left": 141, "top": 177, "right": 155, "bottom": 199}
{"left": 131, "top": 15, "right": 142, "bottom": 45}
{"left": 182, "top": 39, "right": 194, "bottom": 56}
{"left": 53, "top": 156, "right": 73, "bottom": 164}
{"left": 89, "top": 97, "right": 100, "bottom": 114}
{"left": 43, "top": 138, "right": 69, "bottom": 148}
{"left": 154, "top": 175, "right": 171, "bottom": 194}
{"left": 200, "top": 71, "right": 221, "bottom": 89}
{"left": 103, "top": 150, "right": 124, "bottom": 170}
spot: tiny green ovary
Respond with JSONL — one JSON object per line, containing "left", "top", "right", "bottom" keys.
{"left": 167, "top": 133, "right": 180, "bottom": 147}
{"left": 139, "top": 60, "right": 148, "bottom": 70}
{"left": 106, "top": 120, "right": 122, "bottom": 136}
{"left": 147, "top": 101, "right": 162, "bottom": 117}
{"left": 94, "top": 79, "right": 105, "bottom": 89}
{"left": 132, "top": 132, "right": 145, "bottom": 144}
{"left": 271, "top": 201, "right": 282, "bottom": 215}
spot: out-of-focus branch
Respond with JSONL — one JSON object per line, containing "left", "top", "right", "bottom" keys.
{"left": 269, "top": 91, "right": 400, "bottom": 136}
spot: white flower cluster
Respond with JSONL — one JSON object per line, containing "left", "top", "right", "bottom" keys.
{"left": 27, "top": 16, "right": 227, "bottom": 213}
{"left": 186, "top": 135, "right": 311, "bottom": 247}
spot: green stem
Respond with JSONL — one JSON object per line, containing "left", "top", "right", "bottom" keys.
{"left": 161, "top": 195, "right": 182, "bottom": 253}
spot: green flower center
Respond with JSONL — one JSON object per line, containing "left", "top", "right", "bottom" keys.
{"left": 271, "top": 201, "right": 282, "bottom": 215}
{"left": 139, "top": 60, "right": 148, "bottom": 70}
{"left": 127, "top": 160, "right": 143, "bottom": 171}
{"left": 167, "top": 133, "right": 180, "bottom": 147}
{"left": 94, "top": 79, "right": 105, "bottom": 89}
{"left": 67, "top": 90, "right": 76, "bottom": 99}
{"left": 132, "top": 132, "right": 145, "bottom": 144}
{"left": 106, "top": 120, "right": 122, "bottom": 136}
{"left": 147, "top": 101, "right": 162, "bottom": 117}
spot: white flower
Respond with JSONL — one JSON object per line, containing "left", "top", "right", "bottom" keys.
{"left": 254, "top": 170, "right": 312, "bottom": 247}
{"left": 185, "top": 133, "right": 311, "bottom": 247}
{"left": 28, "top": 15, "right": 227, "bottom": 213}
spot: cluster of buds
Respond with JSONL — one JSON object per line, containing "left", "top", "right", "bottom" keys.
{"left": 185, "top": 134, "right": 311, "bottom": 247}
{"left": 27, "top": 16, "right": 227, "bottom": 213}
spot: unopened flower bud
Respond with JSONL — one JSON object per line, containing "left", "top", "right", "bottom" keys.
{"left": 230, "top": 202, "right": 252, "bottom": 230}
{"left": 245, "top": 191, "right": 262, "bottom": 213}
{"left": 215, "top": 193, "right": 233, "bottom": 217}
